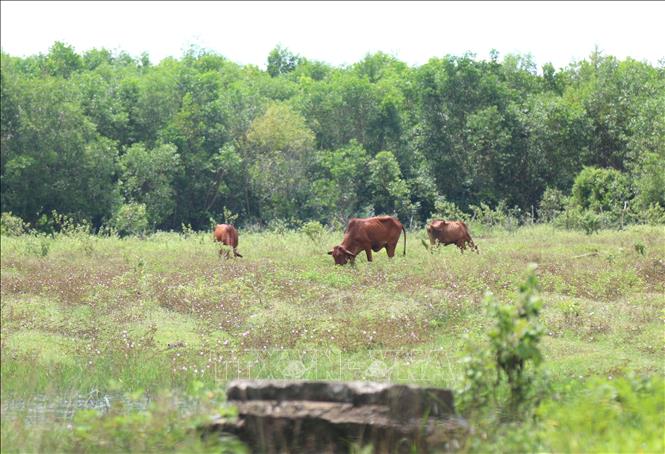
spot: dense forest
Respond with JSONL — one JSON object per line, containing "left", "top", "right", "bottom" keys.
{"left": 1, "top": 42, "right": 664, "bottom": 232}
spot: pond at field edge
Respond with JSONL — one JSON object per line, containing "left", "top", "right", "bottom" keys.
{"left": 0, "top": 392, "right": 209, "bottom": 425}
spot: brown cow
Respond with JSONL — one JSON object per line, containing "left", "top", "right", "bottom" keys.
{"left": 213, "top": 224, "right": 243, "bottom": 258}
{"left": 328, "top": 216, "right": 406, "bottom": 265}
{"left": 426, "top": 220, "right": 478, "bottom": 253}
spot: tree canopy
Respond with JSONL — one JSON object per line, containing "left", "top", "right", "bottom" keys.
{"left": 1, "top": 42, "right": 663, "bottom": 230}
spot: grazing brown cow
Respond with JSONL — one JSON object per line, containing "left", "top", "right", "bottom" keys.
{"left": 426, "top": 220, "right": 478, "bottom": 253}
{"left": 328, "top": 216, "right": 406, "bottom": 265}
{"left": 213, "top": 224, "right": 243, "bottom": 258}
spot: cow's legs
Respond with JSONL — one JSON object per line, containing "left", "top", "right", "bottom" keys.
{"left": 218, "top": 245, "right": 231, "bottom": 259}
{"left": 464, "top": 237, "right": 479, "bottom": 254}
{"left": 470, "top": 240, "right": 479, "bottom": 254}
{"left": 456, "top": 241, "right": 466, "bottom": 254}
{"left": 386, "top": 243, "right": 397, "bottom": 258}
{"left": 426, "top": 229, "right": 437, "bottom": 246}
{"left": 365, "top": 248, "right": 373, "bottom": 262}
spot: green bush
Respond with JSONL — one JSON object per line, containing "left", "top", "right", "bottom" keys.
{"left": 110, "top": 203, "right": 149, "bottom": 237}
{"left": 631, "top": 152, "right": 665, "bottom": 211}
{"left": 570, "top": 167, "right": 632, "bottom": 221}
{"left": 553, "top": 205, "right": 584, "bottom": 230}
{"left": 32, "top": 210, "right": 92, "bottom": 236}
{"left": 487, "top": 264, "right": 545, "bottom": 413}
{"left": 537, "top": 376, "right": 664, "bottom": 453}
{"left": 580, "top": 210, "right": 601, "bottom": 235}
{"left": 0, "top": 212, "right": 29, "bottom": 236}
{"left": 51, "top": 210, "right": 92, "bottom": 236}
{"left": 633, "top": 241, "right": 646, "bottom": 256}
{"left": 300, "top": 220, "right": 326, "bottom": 243}
{"left": 468, "top": 200, "right": 521, "bottom": 230}
{"left": 553, "top": 206, "right": 614, "bottom": 233}
{"left": 223, "top": 206, "right": 239, "bottom": 226}
{"left": 23, "top": 234, "right": 52, "bottom": 257}
{"left": 269, "top": 218, "right": 290, "bottom": 235}
{"left": 537, "top": 188, "right": 567, "bottom": 223}
{"left": 429, "top": 196, "right": 469, "bottom": 223}
{"left": 459, "top": 264, "right": 546, "bottom": 418}
{"left": 469, "top": 202, "right": 506, "bottom": 228}
{"left": 641, "top": 202, "right": 665, "bottom": 225}
{"left": 180, "top": 222, "right": 196, "bottom": 238}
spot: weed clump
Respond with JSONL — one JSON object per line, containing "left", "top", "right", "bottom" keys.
{"left": 459, "top": 264, "right": 546, "bottom": 420}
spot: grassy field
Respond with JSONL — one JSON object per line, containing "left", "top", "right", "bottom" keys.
{"left": 1, "top": 224, "right": 664, "bottom": 452}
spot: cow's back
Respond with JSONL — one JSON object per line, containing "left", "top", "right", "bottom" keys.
{"left": 214, "top": 224, "right": 238, "bottom": 247}
{"left": 430, "top": 220, "right": 470, "bottom": 242}
{"left": 345, "top": 216, "right": 401, "bottom": 242}
{"left": 375, "top": 216, "right": 403, "bottom": 239}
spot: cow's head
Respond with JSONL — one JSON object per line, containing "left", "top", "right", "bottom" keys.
{"left": 327, "top": 245, "right": 356, "bottom": 265}
{"left": 427, "top": 220, "right": 447, "bottom": 233}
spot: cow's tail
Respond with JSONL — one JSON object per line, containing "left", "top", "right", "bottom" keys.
{"left": 402, "top": 225, "right": 407, "bottom": 256}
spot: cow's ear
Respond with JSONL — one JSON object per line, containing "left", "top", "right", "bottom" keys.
{"left": 327, "top": 250, "right": 333, "bottom": 255}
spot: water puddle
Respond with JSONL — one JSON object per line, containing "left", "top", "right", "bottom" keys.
{"left": 1, "top": 391, "right": 202, "bottom": 425}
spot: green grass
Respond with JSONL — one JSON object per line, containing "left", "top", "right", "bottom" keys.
{"left": 1, "top": 224, "right": 664, "bottom": 452}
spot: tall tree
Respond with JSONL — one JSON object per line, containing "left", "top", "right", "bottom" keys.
{"left": 267, "top": 45, "right": 301, "bottom": 77}
{"left": 245, "top": 102, "right": 315, "bottom": 221}
{"left": 118, "top": 142, "right": 182, "bottom": 228}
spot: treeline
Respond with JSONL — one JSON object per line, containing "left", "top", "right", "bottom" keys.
{"left": 1, "top": 43, "right": 664, "bottom": 232}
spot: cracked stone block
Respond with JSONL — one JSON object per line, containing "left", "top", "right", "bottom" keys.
{"left": 201, "top": 380, "right": 469, "bottom": 453}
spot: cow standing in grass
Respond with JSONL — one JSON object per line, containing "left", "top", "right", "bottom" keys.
{"left": 426, "top": 220, "right": 479, "bottom": 253}
{"left": 214, "top": 224, "right": 243, "bottom": 258}
{"left": 328, "top": 216, "right": 406, "bottom": 265}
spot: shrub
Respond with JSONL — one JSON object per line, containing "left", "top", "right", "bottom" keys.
{"left": 553, "top": 205, "right": 584, "bottom": 230}
{"left": 487, "top": 264, "right": 544, "bottom": 413}
{"left": 429, "top": 196, "right": 469, "bottom": 223}
{"left": 631, "top": 152, "right": 665, "bottom": 212}
{"left": 469, "top": 202, "right": 506, "bottom": 228}
{"left": 469, "top": 200, "right": 521, "bottom": 230}
{"left": 537, "top": 376, "right": 664, "bottom": 453}
{"left": 111, "top": 203, "right": 149, "bottom": 237}
{"left": 537, "top": 188, "right": 567, "bottom": 223}
{"left": 570, "top": 166, "right": 632, "bottom": 221}
{"left": 459, "top": 264, "right": 546, "bottom": 418}
{"left": 0, "top": 212, "right": 29, "bottom": 236}
{"left": 300, "top": 220, "right": 326, "bottom": 243}
{"left": 50, "top": 210, "right": 92, "bottom": 236}
{"left": 269, "top": 217, "right": 302, "bottom": 234}
{"left": 223, "top": 206, "right": 239, "bottom": 225}
{"left": 457, "top": 339, "right": 496, "bottom": 412}
{"left": 634, "top": 241, "right": 646, "bottom": 256}
{"left": 580, "top": 210, "right": 601, "bottom": 235}
{"left": 32, "top": 210, "right": 92, "bottom": 236}
{"left": 554, "top": 206, "right": 614, "bottom": 233}
{"left": 641, "top": 202, "right": 665, "bottom": 225}
{"left": 181, "top": 223, "right": 195, "bottom": 238}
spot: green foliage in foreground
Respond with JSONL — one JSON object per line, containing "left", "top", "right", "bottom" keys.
{"left": 537, "top": 375, "right": 664, "bottom": 453}
{"left": 457, "top": 266, "right": 664, "bottom": 453}
{"left": 462, "top": 375, "right": 664, "bottom": 454}
{"left": 2, "top": 375, "right": 662, "bottom": 453}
